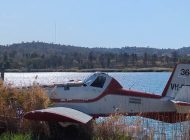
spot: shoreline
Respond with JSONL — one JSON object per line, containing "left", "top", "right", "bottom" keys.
{"left": 4, "top": 67, "right": 172, "bottom": 73}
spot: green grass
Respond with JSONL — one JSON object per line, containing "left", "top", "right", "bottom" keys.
{"left": 0, "top": 132, "right": 32, "bottom": 140}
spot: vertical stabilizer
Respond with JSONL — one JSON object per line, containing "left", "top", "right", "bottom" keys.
{"left": 162, "top": 64, "right": 190, "bottom": 99}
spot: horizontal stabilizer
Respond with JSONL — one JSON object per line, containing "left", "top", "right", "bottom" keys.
{"left": 171, "top": 100, "right": 190, "bottom": 106}
{"left": 24, "top": 107, "right": 92, "bottom": 124}
{"left": 171, "top": 100, "right": 190, "bottom": 113}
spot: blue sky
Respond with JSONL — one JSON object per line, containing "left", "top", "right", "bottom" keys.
{"left": 0, "top": 0, "right": 190, "bottom": 48}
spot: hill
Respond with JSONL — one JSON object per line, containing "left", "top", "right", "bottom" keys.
{"left": 0, "top": 42, "right": 189, "bottom": 71}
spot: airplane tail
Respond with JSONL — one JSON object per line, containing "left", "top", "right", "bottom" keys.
{"left": 162, "top": 64, "right": 190, "bottom": 99}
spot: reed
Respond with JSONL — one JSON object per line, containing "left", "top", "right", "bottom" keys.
{"left": 0, "top": 80, "right": 50, "bottom": 137}
{"left": 92, "top": 114, "right": 135, "bottom": 140}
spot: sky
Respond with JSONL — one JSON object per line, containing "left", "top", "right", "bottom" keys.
{"left": 0, "top": 0, "right": 190, "bottom": 49}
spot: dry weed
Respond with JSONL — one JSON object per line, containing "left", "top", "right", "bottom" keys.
{"left": 0, "top": 80, "right": 50, "bottom": 137}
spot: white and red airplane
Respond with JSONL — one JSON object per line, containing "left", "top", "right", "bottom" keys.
{"left": 24, "top": 64, "right": 190, "bottom": 124}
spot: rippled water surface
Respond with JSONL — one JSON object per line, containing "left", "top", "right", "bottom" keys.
{"left": 5, "top": 72, "right": 170, "bottom": 95}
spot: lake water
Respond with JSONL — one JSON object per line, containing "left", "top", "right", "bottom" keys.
{"left": 4, "top": 72, "right": 170, "bottom": 95}
{"left": 3, "top": 72, "right": 190, "bottom": 139}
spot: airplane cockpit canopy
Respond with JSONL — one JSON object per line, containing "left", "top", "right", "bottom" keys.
{"left": 83, "top": 72, "right": 108, "bottom": 88}
{"left": 91, "top": 76, "right": 106, "bottom": 88}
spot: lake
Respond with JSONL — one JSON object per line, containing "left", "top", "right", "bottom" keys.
{"left": 4, "top": 72, "right": 170, "bottom": 95}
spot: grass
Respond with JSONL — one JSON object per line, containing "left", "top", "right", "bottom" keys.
{"left": 0, "top": 132, "right": 32, "bottom": 140}
{"left": 91, "top": 114, "right": 154, "bottom": 140}
{"left": 0, "top": 80, "right": 50, "bottom": 138}
{"left": 92, "top": 115, "right": 129, "bottom": 140}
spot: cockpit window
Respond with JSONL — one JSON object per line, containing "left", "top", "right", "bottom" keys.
{"left": 91, "top": 76, "right": 106, "bottom": 88}
{"left": 83, "top": 74, "right": 97, "bottom": 85}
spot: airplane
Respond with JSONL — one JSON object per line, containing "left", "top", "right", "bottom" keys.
{"left": 24, "top": 64, "right": 190, "bottom": 125}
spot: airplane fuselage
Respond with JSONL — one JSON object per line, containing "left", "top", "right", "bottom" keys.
{"left": 47, "top": 73, "right": 177, "bottom": 122}
{"left": 52, "top": 92, "right": 176, "bottom": 116}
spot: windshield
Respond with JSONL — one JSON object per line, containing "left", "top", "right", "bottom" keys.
{"left": 83, "top": 73, "right": 97, "bottom": 85}
{"left": 91, "top": 76, "right": 106, "bottom": 88}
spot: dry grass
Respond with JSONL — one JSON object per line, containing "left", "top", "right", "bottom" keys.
{"left": 0, "top": 80, "right": 50, "bottom": 137}
{"left": 92, "top": 114, "right": 190, "bottom": 140}
{"left": 91, "top": 114, "right": 156, "bottom": 140}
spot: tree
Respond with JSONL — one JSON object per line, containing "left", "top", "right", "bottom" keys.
{"left": 99, "top": 54, "right": 105, "bottom": 68}
{"left": 151, "top": 54, "right": 158, "bottom": 66}
{"left": 131, "top": 53, "right": 137, "bottom": 66}
{"left": 88, "top": 51, "right": 94, "bottom": 68}
{"left": 143, "top": 53, "right": 148, "bottom": 65}
{"left": 172, "top": 51, "right": 178, "bottom": 64}
{"left": 123, "top": 53, "right": 129, "bottom": 67}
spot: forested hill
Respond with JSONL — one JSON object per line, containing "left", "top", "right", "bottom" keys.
{"left": 0, "top": 42, "right": 190, "bottom": 71}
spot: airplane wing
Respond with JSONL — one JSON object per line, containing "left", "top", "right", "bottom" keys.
{"left": 24, "top": 107, "right": 92, "bottom": 124}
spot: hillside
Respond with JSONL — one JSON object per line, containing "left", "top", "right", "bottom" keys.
{"left": 0, "top": 42, "right": 190, "bottom": 71}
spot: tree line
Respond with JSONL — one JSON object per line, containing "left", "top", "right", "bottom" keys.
{"left": 0, "top": 42, "right": 190, "bottom": 71}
